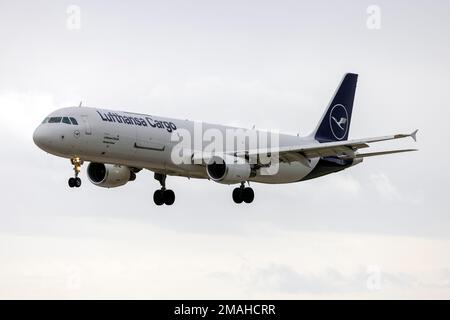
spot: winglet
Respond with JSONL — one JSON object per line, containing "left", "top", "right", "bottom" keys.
{"left": 410, "top": 129, "right": 419, "bottom": 142}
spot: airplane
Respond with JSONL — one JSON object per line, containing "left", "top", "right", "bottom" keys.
{"left": 33, "top": 73, "right": 418, "bottom": 205}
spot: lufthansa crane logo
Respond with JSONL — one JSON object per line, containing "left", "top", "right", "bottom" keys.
{"left": 329, "top": 104, "right": 349, "bottom": 140}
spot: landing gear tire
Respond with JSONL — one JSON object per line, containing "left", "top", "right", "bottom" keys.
{"left": 232, "top": 188, "right": 244, "bottom": 204}
{"left": 163, "top": 189, "right": 175, "bottom": 206}
{"left": 153, "top": 189, "right": 164, "bottom": 206}
{"left": 242, "top": 187, "right": 254, "bottom": 203}
{"left": 153, "top": 173, "right": 176, "bottom": 206}
{"left": 153, "top": 189, "right": 175, "bottom": 206}
{"left": 68, "top": 158, "right": 83, "bottom": 189}
{"left": 68, "top": 177, "right": 82, "bottom": 188}
{"left": 233, "top": 183, "right": 254, "bottom": 204}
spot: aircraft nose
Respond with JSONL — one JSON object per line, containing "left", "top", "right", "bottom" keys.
{"left": 33, "top": 125, "right": 43, "bottom": 147}
{"left": 33, "top": 125, "right": 52, "bottom": 150}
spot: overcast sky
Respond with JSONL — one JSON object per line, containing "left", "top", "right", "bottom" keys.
{"left": 0, "top": 0, "right": 449, "bottom": 299}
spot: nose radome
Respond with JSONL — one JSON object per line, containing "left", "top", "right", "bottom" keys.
{"left": 33, "top": 125, "right": 52, "bottom": 151}
{"left": 33, "top": 125, "right": 44, "bottom": 148}
{"left": 33, "top": 126, "right": 40, "bottom": 146}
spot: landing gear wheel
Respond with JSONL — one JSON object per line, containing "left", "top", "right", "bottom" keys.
{"left": 153, "top": 189, "right": 164, "bottom": 206}
{"left": 163, "top": 189, "right": 175, "bottom": 206}
{"left": 232, "top": 188, "right": 243, "bottom": 204}
{"left": 153, "top": 173, "right": 176, "bottom": 206}
{"left": 69, "top": 158, "right": 83, "bottom": 189}
{"left": 242, "top": 187, "right": 254, "bottom": 203}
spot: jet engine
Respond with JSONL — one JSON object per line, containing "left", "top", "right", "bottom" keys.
{"left": 206, "top": 156, "right": 254, "bottom": 184}
{"left": 87, "top": 162, "right": 136, "bottom": 188}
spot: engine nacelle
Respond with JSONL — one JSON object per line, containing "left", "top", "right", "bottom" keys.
{"left": 206, "top": 156, "right": 253, "bottom": 184}
{"left": 87, "top": 163, "right": 136, "bottom": 188}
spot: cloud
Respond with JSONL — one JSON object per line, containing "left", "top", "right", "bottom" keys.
{"left": 219, "top": 263, "right": 448, "bottom": 298}
{"left": 369, "top": 172, "right": 401, "bottom": 200}
{"left": 330, "top": 173, "right": 362, "bottom": 196}
{"left": 247, "top": 264, "right": 350, "bottom": 294}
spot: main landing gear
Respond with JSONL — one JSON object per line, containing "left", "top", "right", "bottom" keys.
{"left": 68, "top": 158, "right": 83, "bottom": 188}
{"left": 153, "top": 173, "right": 175, "bottom": 206}
{"left": 232, "top": 182, "right": 254, "bottom": 204}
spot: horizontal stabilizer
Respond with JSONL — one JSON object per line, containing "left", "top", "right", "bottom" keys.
{"left": 354, "top": 149, "right": 418, "bottom": 159}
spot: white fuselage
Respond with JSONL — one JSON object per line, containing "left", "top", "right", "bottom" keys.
{"left": 33, "top": 106, "right": 320, "bottom": 184}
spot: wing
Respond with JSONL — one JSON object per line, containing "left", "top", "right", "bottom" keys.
{"left": 252, "top": 130, "right": 419, "bottom": 166}
{"left": 192, "top": 130, "right": 418, "bottom": 166}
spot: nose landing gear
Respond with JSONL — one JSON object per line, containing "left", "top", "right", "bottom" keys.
{"left": 232, "top": 182, "right": 254, "bottom": 204}
{"left": 68, "top": 158, "right": 83, "bottom": 188}
{"left": 153, "top": 173, "right": 176, "bottom": 206}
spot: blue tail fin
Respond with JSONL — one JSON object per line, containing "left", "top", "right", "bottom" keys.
{"left": 313, "top": 73, "right": 358, "bottom": 142}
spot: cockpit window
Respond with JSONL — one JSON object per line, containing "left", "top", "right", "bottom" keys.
{"left": 62, "top": 117, "right": 71, "bottom": 124}
{"left": 48, "top": 117, "right": 62, "bottom": 123}
{"left": 46, "top": 116, "right": 78, "bottom": 125}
